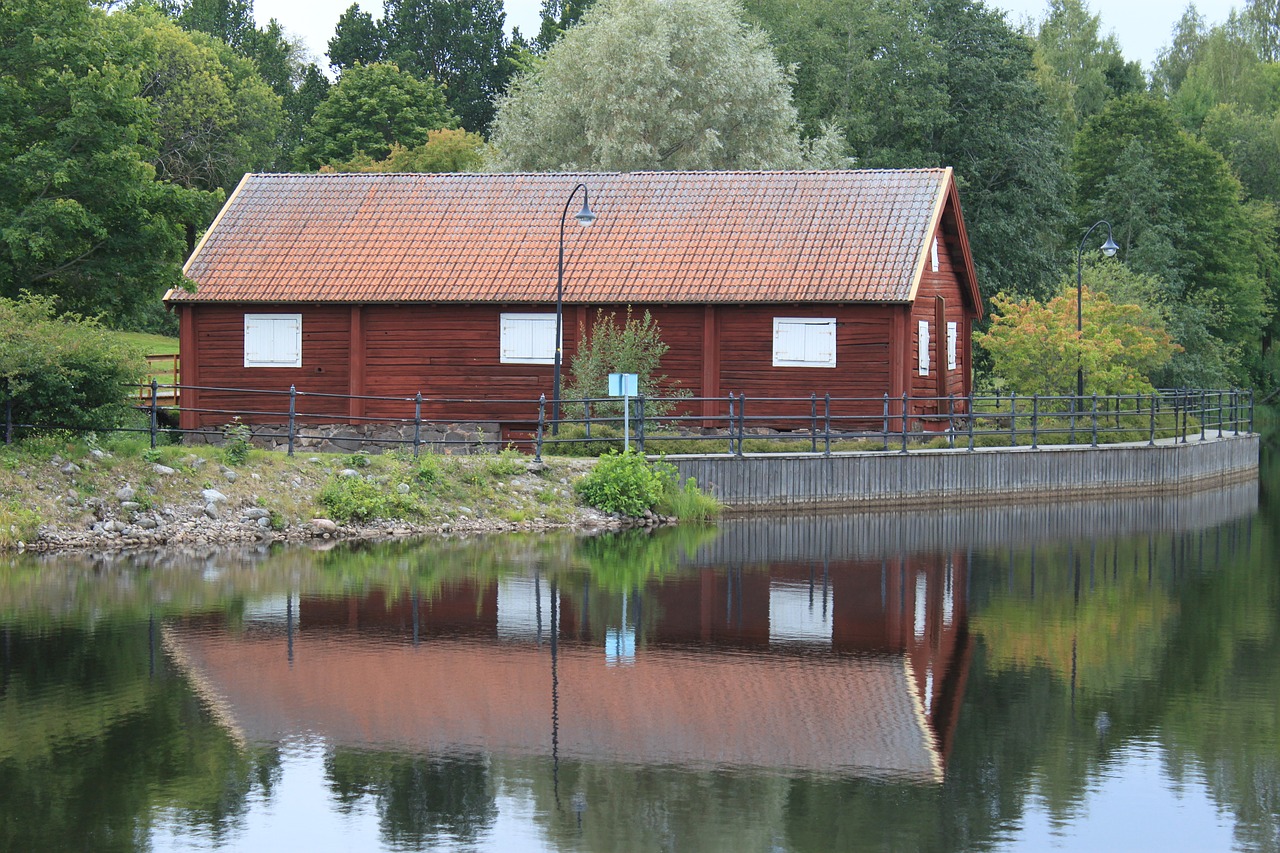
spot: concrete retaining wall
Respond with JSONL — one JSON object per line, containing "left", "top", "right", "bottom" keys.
{"left": 668, "top": 435, "right": 1259, "bottom": 510}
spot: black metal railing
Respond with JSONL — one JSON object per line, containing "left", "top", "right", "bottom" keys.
{"left": 0, "top": 383, "right": 1257, "bottom": 461}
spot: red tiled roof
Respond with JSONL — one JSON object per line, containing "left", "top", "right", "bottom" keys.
{"left": 165, "top": 629, "right": 943, "bottom": 780}
{"left": 172, "top": 170, "right": 959, "bottom": 305}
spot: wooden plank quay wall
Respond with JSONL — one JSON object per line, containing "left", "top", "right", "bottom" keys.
{"left": 688, "top": 480, "right": 1257, "bottom": 564}
{"left": 667, "top": 435, "right": 1259, "bottom": 511}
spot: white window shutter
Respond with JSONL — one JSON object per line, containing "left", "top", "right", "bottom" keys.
{"left": 245, "top": 314, "right": 301, "bottom": 367}
{"left": 931, "top": 237, "right": 940, "bottom": 273}
{"left": 919, "top": 320, "right": 930, "bottom": 376}
{"left": 947, "top": 321, "right": 958, "bottom": 370}
{"left": 500, "top": 314, "right": 556, "bottom": 364}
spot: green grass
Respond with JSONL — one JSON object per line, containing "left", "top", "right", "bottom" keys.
{"left": 114, "top": 331, "right": 179, "bottom": 355}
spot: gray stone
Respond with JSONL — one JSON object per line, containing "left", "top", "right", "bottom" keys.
{"left": 60, "top": 462, "right": 81, "bottom": 476}
{"left": 201, "top": 488, "right": 228, "bottom": 504}
{"left": 242, "top": 507, "right": 271, "bottom": 520}
{"left": 136, "top": 517, "right": 158, "bottom": 530}
{"left": 257, "top": 517, "right": 272, "bottom": 529}
{"left": 120, "top": 501, "right": 140, "bottom": 512}
{"left": 203, "top": 503, "right": 220, "bottom": 520}
{"left": 223, "top": 469, "right": 238, "bottom": 483}
{"left": 396, "top": 483, "right": 411, "bottom": 494}
{"left": 311, "top": 518, "right": 337, "bottom": 533}
{"left": 90, "top": 449, "right": 107, "bottom": 460}
{"left": 339, "top": 469, "right": 361, "bottom": 478}
{"left": 152, "top": 464, "right": 176, "bottom": 475}
{"left": 116, "top": 485, "right": 136, "bottom": 501}
{"left": 50, "top": 455, "right": 63, "bottom": 465}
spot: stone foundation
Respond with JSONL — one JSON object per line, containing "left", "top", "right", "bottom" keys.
{"left": 184, "top": 421, "right": 503, "bottom": 455}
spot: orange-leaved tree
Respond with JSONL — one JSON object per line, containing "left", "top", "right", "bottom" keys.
{"left": 976, "top": 284, "right": 1179, "bottom": 398}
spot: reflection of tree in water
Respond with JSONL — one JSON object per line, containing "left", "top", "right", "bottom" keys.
{"left": 324, "top": 750, "right": 496, "bottom": 847}
{"left": 0, "top": 620, "right": 269, "bottom": 852}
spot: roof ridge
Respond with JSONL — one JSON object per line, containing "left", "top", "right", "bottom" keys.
{"left": 246, "top": 168, "right": 952, "bottom": 179}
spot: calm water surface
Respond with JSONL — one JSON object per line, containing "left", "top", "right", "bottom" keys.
{"left": 1, "top": 476, "right": 1276, "bottom": 852}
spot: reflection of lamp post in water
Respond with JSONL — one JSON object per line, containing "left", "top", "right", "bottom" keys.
{"left": 550, "top": 577, "right": 561, "bottom": 809}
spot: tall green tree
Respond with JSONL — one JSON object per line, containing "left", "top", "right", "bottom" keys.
{"left": 1034, "top": 0, "right": 1143, "bottom": 129}
{"left": 294, "top": 62, "right": 458, "bottom": 168}
{"left": 744, "top": 0, "right": 1073, "bottom": 305}
{"left": 1153, "top": 4, "right": 1209, "bottom": 96}
{"left": 0, "top": 0, "right": 215, "bottom": 326}
{"left": 381, "top": 0, "right": 511, "bottom": 133}
{"left": 1074, "top": 95, "right": 1273, "bottom": 385}
{"left": 534, "top": 0, "right": 598, "bottom": 50}
{"left": 328, "top": 3, "right": 386, "bottom": 72}
{"left": 488, "top": 0, "right": 832, "bottom": 172}
{"left": 109, "top": 7, "right": 283, "bottom": 193}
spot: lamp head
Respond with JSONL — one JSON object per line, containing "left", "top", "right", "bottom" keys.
{"left": 574, "top": 201, "right": 597, "bottom": 227}
{"left": 1101, "top": 235, "right": 1119, "bottom": 258}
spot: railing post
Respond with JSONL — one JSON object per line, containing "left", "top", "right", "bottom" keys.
{"left": 882, "top": 393, "right": 890, "bottom": 451}
{"left": 948, "top": 394, "right": 955, "bottom": 449}
{"left": 1199, "top": 390, "right": 1207, "bottom": 442}
{"left": 1069, "top": 392, "right": 1077, "bottom": 444}
{"left": 636, "top": 395, "right": 646, "bottom": 454}
{"left": 824, "top": 394, "right": 831, "bottom": 457}
{"left": 149, "top": 379, "right": 159, "bottom": 449}
{"left": 1031, "top": 394, "right": 1039, "bottom": 449}
{"left": 1177, "top": 391, "right": 1187, "bottom": 445}
{"left": 810, "top": 393, "right": 818, "bottom": 454}
{"left": 584, "top": 399, "right": 592, "bottom": 439}
{"left": 287, "top": 384, "right": 297, "bottom": 456}
{"left": 413, "top": 392, "right": 423, "bottom": 457}
{"left": 1149, "top": 392, "right": 1156, "bottom": 446}
{"left": 1248, "top": 389, "right": 1254, "bottom": 434}
{"left": 737, "top": 394, "right": 746, "bottom": 458}
{"left": 967, "top": 393, "right": 974, "bottom": 452}
{"left": 534, "top": 394, "right": 545, "bottom": 463}
{"left": 1009, "top": 391, "right": 1017, "bottom": 447}
{"left": 727, "top": 393, "right": 736, "bottom": 456}
{"left": 1090, "top": 394, "right": 1098, "bottom": 447}
{"left": 900, "top": 392, "right": 909, "bottom": 454}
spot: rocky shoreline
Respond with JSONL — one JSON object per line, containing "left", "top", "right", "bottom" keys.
{"left": 8, "top": 448, "right": 677, "bottom": 555}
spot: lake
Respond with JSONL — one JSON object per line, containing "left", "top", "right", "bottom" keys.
{"left": 0, "top": 477, "right": 1274, "bottom": 852}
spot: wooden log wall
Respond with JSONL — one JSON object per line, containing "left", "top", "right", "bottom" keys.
{"left": 670, "top": 434, "right": 1259, "bottom": 512}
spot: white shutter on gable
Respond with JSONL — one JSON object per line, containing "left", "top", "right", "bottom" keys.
{"left": 947, "top": 321, "right": 958, "bottom": 370}
{"left": 931, "top": 237, "right": 940, "bottom": 273}
{"left": 919, "top": 320, "right": 930, "bottom": 376}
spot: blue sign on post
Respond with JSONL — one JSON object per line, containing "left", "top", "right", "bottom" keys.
{"left": 608, "top": 373, "right": 639, "bottom": 453}
{"left": 607, "top": 373, "right": 638, "bottom": 397}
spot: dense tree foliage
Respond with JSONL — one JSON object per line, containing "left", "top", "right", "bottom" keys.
{"left": 488, "top": 0, "right": 833, "bottom": 171}
{"left": 0, "top": 0, "right": 216, "bottom": 327}
{"left": 321, "top": 128, "right": 485, "bottom": 173}
{"left": 745, "top": 0, "right": 1072, "bottom": 303}
{"left": 294, "top": 62, "right": 457, "bottom": 168}
{"left": 326, "top": 0, "right": 513, "bottom": 133}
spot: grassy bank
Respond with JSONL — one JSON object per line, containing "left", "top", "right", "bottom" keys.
{"left": 0, "top": 432, "right": 720, "bottom": 550}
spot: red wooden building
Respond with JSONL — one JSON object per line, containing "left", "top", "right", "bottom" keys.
{"left": 167, "top": 169, "right": 982, "bottom": 434}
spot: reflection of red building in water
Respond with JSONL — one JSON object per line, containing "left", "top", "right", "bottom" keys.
{"left": 166, "top": 554, "right": 970, "bottom": 783}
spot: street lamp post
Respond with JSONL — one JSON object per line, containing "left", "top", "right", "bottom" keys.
{"left": 553, "top": 183, "right": 597, "bottom": 435}
{"left": 1076, "top": 220, "right": 1119, "bottom": 401}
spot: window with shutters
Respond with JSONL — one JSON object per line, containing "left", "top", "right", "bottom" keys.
{"left": 772, "top": 318, "right": 836, "bottom": 367}
{"left": 500, "top": 313, "right": 557, "bottom": 364}
{"left": 244, "top": 314, "right": 302, "bottom": 368}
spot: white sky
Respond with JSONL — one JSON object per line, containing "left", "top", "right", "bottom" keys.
{"left": 254, "top": 0, "right": 1244, "bottom": 76}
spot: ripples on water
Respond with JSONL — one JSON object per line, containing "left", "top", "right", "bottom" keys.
{"left": 0, "top": 480, "right": 1276, "bottom": 852}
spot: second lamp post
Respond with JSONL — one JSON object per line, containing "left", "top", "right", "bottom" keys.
{"left": 1076, "top": 220, "right": 1119, "bottom": 400}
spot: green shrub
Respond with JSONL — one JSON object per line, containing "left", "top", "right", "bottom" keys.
{"left": 0, "top": 500, "right": 41, "bottom": 546}
{"left": 0, "top": 294, "right": 146, "bottom": 433}
{"left": 540, "top": 423, "right": 625, "bottom": 457}
{"left": 656, "top": 474, "right": 721, "bottom": 521}
{"left": 318, "top": 476, "right": 419, "bottom": 523}
{"left": 485, "top": 448, "right": 526, "bottom": 477}
{"left": 415, "top": 453, "right": 446, "bottom": 485}
{"left": 222, "top": 418, "right": 252, "bottom": 465}
{"left": 574, "top": 450, "right": 668, "bottom": 516}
